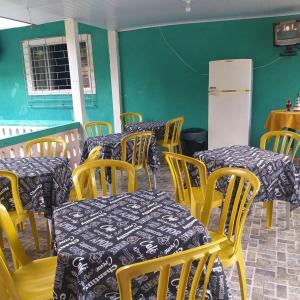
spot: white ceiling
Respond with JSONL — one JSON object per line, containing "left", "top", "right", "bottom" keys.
{"left": 0, "top": 16, "right": 29, "bottom": 30}
{"left": 1, "top": 0, "right": 300, "bottom": 31}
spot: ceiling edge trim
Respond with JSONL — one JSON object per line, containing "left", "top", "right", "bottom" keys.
{"left": 118, "top": 10, "right": 300, "bottom": 32}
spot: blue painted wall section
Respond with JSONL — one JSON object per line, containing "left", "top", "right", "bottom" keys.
{"left": 0, "top": 21, "right": 113, "bottom": 124}
{"left": 1, "top": 16, "right": 300, "bottom": 146}
{"left": 119, "top": 15, "right": 300, "bottom": 146}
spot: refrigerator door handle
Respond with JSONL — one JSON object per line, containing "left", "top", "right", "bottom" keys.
{"left": 208, "top": 89, "right": 251, "bottom": 93}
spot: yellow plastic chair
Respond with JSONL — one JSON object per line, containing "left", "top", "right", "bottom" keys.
{"left": 87, "top": 145, "right": 102, "bottom": 160}
{"left": 25, "top": 137, "right": 66, "bottom": 158}
{"left": 121, "top": 131, "right": 153, "bottom": 189}
{"left": 0, "top": 203, "right": 57, "bottom": 299}
{"left": 72, "top": 159, "right": 136, "bottom": 200}
{"left": 69, "top": 146, "right": 102, "bottom": 201}
{"left": 120, "top": 112, "right": 142, "bottom": 130}
{"left": 0, "top": 171, "right": 40, "bottom": 260}
{"left": 157, "top": 116, "right": 184, "bottom": 153}
{"left": 116, "top": 239, "right": 224, "bottom": 300}
{"left": 84, "top": 121, "right": 113, "bottom": 137}
{"left": 25, "top": 136, "right": 66, "bottom": 252}
{"left": 164, "top": 152, "right": 223, "bottom": 220}
{"left": 201, "top": 167, "right": 261, "bottom": 300}
{"left": 260, "top": 130, "right": 300, "bottom": 228}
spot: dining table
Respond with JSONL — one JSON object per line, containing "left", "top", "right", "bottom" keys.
{"left": 52, "top": 189, "right": 232, "bottom": 300}
{"left": 123, "top": 121, "right": 166, "bottom": 140}
{"left": 191, "top": 145, "right": 300, "bottom": 228}
{"left": 81, "top": 132, "right": 160, "bottom": 187}
{"left": 265, "top": 109, "right": 300, "bottom": 131}
{"left": 0, "top": 157, "right": 72, "bottom": 218}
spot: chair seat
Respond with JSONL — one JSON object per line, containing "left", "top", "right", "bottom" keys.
{"left": 69, "top": 187, "right": 77, "bottom": 200}
{"left": 182, "top": 188, "right": 224, "bottom": 209}
{"left": 13, "top": 257, "right": 57, "bottom": 300}
{"left": 157, "top": 139, "right": 179, "bottom": 148}
{"left": 8, "top": 210, "right": 28, "bottom": 225}
{"left": 209, "top": 231, "right": 237, "bottom": 268}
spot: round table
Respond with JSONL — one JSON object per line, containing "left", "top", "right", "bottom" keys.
{"left": 265, "top": 109, "right": 300, "bottom": 131}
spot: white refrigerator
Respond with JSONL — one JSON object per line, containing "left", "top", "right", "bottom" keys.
{"left": 208, "top": 59, "right": 253, "bottom": 149}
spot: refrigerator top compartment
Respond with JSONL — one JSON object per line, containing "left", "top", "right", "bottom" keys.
{"left": 209, "top": 59, "right": 253, "bottom": 92}
{"left": 208, "top": 59, "right": 253, "bottom": 149}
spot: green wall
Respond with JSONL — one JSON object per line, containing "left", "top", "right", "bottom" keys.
{"left": 0, "top": 21, "right": 113, "bottom": 124}
{"left": 119, "top": 16, "right": 300, "bottom": 146}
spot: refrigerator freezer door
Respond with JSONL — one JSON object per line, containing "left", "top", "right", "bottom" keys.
{"left": 209, "top": 59, "right": 253, "bottom": 92}
{"left": 208, "top": 92, "right": 251, "bottom": 149}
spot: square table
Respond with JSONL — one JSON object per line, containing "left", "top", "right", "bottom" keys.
{"left": 53, "top": 190, "right": 232, "bottom": 300}
{"left": 123, "top": 121, "right": 166, "bottom": 140}
{"left": 0, "top": 157, "right": 72, "bottom": 218}
{"left": 81, "top": 132, "right": 160, "bottom": 185}
{"left": 192, "top": 145, "right": 300, "bottom": 211}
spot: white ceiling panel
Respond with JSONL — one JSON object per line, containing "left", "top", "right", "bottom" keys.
{"left": 1, "top": 0, "right": 300, "bottom": 31}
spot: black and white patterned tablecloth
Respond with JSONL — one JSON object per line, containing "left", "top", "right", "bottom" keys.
{"left": 81, "top": 132, "right": 160, "bottom": 173}
{"left": 123, "top": 121, "right": 166, "bottom": 140}
{"left": 193, "top": 145, "right": 300, "bottom": 210}
{"left": 0, "top": 157, "right": 72, "bottom": 218}
{"left": 53, "top": 190, "right": 232, "bottom": 300}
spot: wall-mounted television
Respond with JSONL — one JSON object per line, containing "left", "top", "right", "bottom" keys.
{"left": 273, "top": 19, "right": 300, "bottom": 47}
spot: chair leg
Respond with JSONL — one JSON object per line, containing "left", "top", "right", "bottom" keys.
{"left": 286, "top": 202, "right": 290, "bottom": 230}
{"left": 28, "top": 212, "right": 40, "bottom": 252}
{"left": 10, "top": 229, "right": 20, "bottom": 270}
{"left": 134, "top": 172, "right": 139, "bottom": 191}
{"left": 17, "top": 222, "right": 25, "bottom": 232}
{"left": 120, "top": 170, "right": 124, "bottom": 185}
{"left": 11, "top": 250, "right": 20, "bottom": 271}
{"left": 153, "top": 173, "right": 157, "bottom": 190}
{"left": 265, "top": 201, "right": 273, "bottom": 229}
{"left": 46, "top": 220, "right": 51, "bottom": 253}
{"left": 16, "top": 224, "right": 22, "bottom": 232}
{"left": 0, "top": 229, "right": 3, "bottom": 248}
{"left": 178, "top": 142, "right": 183, "bottom": 154}
{"left": 236, "top": 250, "right": 248, "bottom": 300}
{"left": 144, "top": 165, "right": 152, "bottom": 190}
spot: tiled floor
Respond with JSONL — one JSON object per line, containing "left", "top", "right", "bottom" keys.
{"left": 2, "top": 163, "right": 300, "bottom": 299}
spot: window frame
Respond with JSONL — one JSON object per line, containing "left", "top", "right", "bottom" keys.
{"left": 22, "top": 34, "right": 96, "bottom": 96}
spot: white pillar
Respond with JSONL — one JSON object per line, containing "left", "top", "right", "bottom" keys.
{"left": 108, "top": 30, "right": 122, "bottom": 133}
{"left": 65, "top": 18, "right": 86, "bottom": 125}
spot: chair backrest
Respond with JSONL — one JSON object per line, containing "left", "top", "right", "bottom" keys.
{"left": 0, "top": 202, "right": 31, "bottom": 271}
{"left": 260, "top": 130, "right": 300, "bottom": 161}
{"left": 84, "top": 121, "right": 113, "bottom": 137}
{"left": 121, "top": 131, "right": 153, "bottom": 169}
{"left": 164, "top": 152, "right": 207, "bottom": 211}
{"left": 0, "top": 203, "right": 31, "bottom": 300}
{"left": 201, "top": 168, "right": 260, "bottom": 253}
{"left": 69, "top": 146, "right": 102, "bottom": 201}
{"left": 163, "top": 116, "right": 184, "bottom": 146}
{"left": 120, "top": 112, "right": 142, "bottom": 130}
{"left": 0, "top": 171, "right": 26, "bottom": 222}
{"left": 0, "top": 254, "right": 21, "bottom": 300}
{"left": 87, "top": 146, "right": 102, "bottom": 161}
{"left": 116, "top": 240, "right": 222, "bottom": 300}
{"left": 25, "top": 137, "right": 66, "bottom": 158}
{"left": 72, "top": 160, "right": 136, "bottom": 200}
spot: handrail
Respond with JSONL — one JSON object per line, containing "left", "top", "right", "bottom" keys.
{"left": 0, "top": 120, "right": 73, "bottom": 126}
{"left": 0, "top": 122, "right": 81, "bottom": 148}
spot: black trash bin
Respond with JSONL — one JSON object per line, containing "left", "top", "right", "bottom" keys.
{"left": 181, "top": 128, "right": 208, "bottom": 157}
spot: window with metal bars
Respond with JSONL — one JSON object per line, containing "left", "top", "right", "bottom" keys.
{"left": 22, "top": 34, "right": 96, "bottom": 95}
